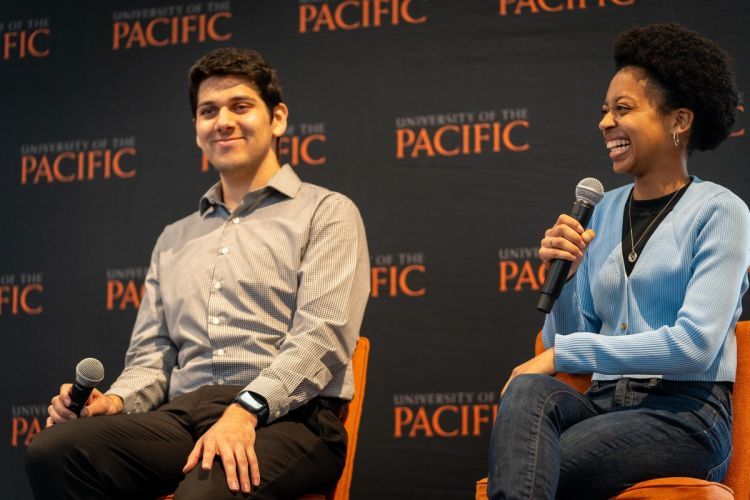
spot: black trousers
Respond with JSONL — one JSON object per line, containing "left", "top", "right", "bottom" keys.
{"left": 25, "top": 385, "right": 347, "bottom": 499}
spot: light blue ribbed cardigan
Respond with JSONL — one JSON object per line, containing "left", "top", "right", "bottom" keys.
{"left": 543, "top": 177, "right": 750, "bottom": 382}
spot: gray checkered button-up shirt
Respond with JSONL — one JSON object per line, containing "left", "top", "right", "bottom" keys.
{"left": 107, "top": 165, "right": 370, "bottom": 422}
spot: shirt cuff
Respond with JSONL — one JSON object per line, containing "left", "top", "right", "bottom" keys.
{"left": 104, "top": 388, "right": 137, "bottom": 414}
{"left": 553, "top": 332, "right": 590, "bottom": 374}
{"left": 244, "top": 376, "right": 289, "bottom": 423}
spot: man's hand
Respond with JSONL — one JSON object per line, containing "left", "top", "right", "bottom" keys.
{"left": 183, "top": 403, "right": 260, "bottom": 494}
{"left": 47, "top": 385, "right": 124, "bottom": 427}
{"left": 501, "top": 348, "right": 557, "bottom": 397}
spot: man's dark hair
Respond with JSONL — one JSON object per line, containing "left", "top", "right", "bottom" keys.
{"left": 188, "top": 47, "right": 283, "bottom": 117}
{"left": 614, "top": 23, "right": 738, "bottom": 153}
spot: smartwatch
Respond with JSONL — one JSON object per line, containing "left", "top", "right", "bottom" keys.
{"left": 234, "top": 391, "right": 269, "bottom": 426}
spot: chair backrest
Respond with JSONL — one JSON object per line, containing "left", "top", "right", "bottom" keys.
{"left": 331, "top": 336, "right": 370, "bottom": 500}
{"left": 298, "top": 336, "right": 370, "bottom": 500}
{"left": 722, "top": 320, "right": 749, "bottom": 497}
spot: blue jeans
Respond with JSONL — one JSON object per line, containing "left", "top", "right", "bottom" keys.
{"left": 487, "top": 374, "right": 732, "bottom": 500}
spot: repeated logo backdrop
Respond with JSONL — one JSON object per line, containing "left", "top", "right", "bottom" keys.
{"left": 2, "top": 1, "right": 749, "bottom": 498}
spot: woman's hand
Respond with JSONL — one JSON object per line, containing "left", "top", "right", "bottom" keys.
{"left": 538, "top": 214, "right": 596, "bottom": 279}
{"left": 501, "top": 348, "right": 556, "bottom": 397}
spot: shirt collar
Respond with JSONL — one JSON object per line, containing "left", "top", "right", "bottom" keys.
{"left": 268, "top": 163, "right": 302, "bottom": 199}
{"left": 198, "top": 164, "right": 302, "bottom": 216}
{"left": 199, "top": 182, "right": 224, "bottom": 216}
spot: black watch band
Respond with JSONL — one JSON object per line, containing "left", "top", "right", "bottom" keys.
{"left": 234, "top": 391, "right": 269, "bottom": 426}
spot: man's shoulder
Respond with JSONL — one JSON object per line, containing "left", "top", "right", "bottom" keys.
{"left": 299, "top": 181, "right": 349, "bottom": 201}
{"left": 297, "top": 181, "right": 361, "bottom": 215}
{"left": 297, "top": 179, "right": 332, "bottom": 198}
{"left": 165, "top": 209, "right": 202, "bottom": 231}
{"left": 154, "top": 210, "right": 204, "bottom": 247}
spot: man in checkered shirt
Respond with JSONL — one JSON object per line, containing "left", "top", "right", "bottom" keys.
{"left": 27, "top": 47, "right": 370, "bottom": 500}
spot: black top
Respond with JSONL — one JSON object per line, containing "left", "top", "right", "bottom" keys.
{"left": 622, "top": 178, "right": 692, "bottom": 276}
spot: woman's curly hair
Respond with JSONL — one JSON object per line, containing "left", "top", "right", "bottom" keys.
{"left": 614, "top": 23, "right": 738, "bottom": 152}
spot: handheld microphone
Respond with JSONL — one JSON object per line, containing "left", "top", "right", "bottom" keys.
{"left": 68, "top": 358, "right": 105, "bottom": 416}
{"left": 537, "top": 178, "right": 604, "bottom": 314}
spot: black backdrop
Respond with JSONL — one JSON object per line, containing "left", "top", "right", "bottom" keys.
{"left": 2, "top": 1, "right": 749, "bottom": 498}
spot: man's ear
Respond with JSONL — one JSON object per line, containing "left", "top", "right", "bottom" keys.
{"left": 271, "top": 103, "right": 289, "bottom": 138}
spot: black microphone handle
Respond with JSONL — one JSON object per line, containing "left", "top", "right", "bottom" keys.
{"left": 537, "top": 200, "right": 595, "bottom": 313}
{"left": 68, "top": 381, "right": 95, "bottom": 416}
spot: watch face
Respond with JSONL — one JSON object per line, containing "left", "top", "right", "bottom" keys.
{"left": 238, "top": 392, "right": 264, "bottom": 412}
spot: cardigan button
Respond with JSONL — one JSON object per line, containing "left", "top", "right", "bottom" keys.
{"left": 620, "top": 322, "right": 627, "bottom": 331}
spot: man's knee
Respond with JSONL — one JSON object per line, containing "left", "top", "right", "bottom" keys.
{"left": 27, "top": 426, "right": 65, "bottom": 469}
{"left": 25, "top": 424, "right": 83, "bottom": 481}
{"left": 175, "top": 465, "right": 264, "bottom": 500}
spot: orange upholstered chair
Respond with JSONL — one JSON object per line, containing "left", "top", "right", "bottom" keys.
{"left": 300, "top": 336, "right": 370, "bottom": 500}
{"left": 160, "top": 336, "right": 370, "bottom": 500}
{"left": 476, "top": 321, "right": 750, "bottom": 499}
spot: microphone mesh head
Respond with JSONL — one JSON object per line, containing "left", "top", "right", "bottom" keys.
{"left": 575, "top": 178, "right": 604, "bottom": 206}
{"left": 75, "top": 358, "right": 105, "bottom": 387}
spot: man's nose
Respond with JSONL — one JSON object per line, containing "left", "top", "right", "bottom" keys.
{"left": 215, "top": 107, "right": 235, "bottom": 130}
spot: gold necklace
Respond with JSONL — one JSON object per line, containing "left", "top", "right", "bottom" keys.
{"left": 626, "top": 188, "right": 682, "bottom": 263}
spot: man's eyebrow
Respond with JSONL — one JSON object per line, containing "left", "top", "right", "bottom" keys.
{"left": 197, "top": 95, "right": 258, "bottom": 108}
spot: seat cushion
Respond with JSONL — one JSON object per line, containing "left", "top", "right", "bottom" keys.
{"left": 476, "top": 477, "right": 734, "bottom": 499}
{"left": 613, "top": 477, "right": 734, "bottom": 499}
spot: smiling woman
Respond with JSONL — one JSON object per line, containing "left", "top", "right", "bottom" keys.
{"left": 599, "top": 67, "right": 689, "bottom": 182}
{"left": 598, "top": 22, "right": 737, "bottom": 199}
{"left": 487, "top": 23, "right": 750, "bottom": 500}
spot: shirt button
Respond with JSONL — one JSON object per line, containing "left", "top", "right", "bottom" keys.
{"left": 219, "top": 247, "right": 229, "bottom": 255}
{"left": 216, "top": 348, "right": 225, "bottom": 356}
{"left": 217, "top": 378, "right": 225, "bottom": 385}
{"left": 620, "top": 322, "right": 627, "bottom": 331}
{"left": 210, "top": 316, "right": 221, "bottom": 325}
{"left": 232, "top": 218, "right": 240, "bottom": 224}
{"left": 213, "top": 281, "right": 222, "bottom": 290}
{"left": 275, "top": 410, "right": 281, "bottom": 417}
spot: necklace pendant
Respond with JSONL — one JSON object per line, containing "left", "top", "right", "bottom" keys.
{"left": 628, "top": 251, "right": 638, "bottom": 263}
